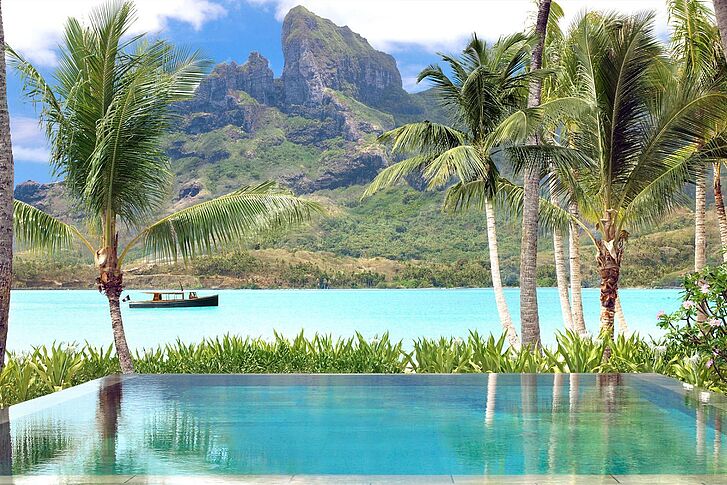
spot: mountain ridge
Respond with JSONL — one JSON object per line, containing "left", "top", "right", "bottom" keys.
{"left": 12, "top": 5, "right": 714, "bottom": 289}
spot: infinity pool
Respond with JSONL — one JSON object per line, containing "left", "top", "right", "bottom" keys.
{"left": 1, "top": 374, "right": 726, "bottom": 482}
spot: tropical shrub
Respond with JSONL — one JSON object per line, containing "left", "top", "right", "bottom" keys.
{"left": 658, "top": 264, "right": 727, "bottom": 388}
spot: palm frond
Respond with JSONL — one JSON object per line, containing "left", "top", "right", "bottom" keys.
{"left": 494, "top": 179, "right": 574, "bottom": 233}
{"left": 10, "top": 1, "right": 212, "bottom": 244}
{"left": 13, "top": 200, "right": 92, "bottom": 254}
{"left": 122, "top": 182, "right": 322, "bottom": 264}
{"left": 362, "top": 156, "right": 431, "bottom": 198}
{"left": 423, "top": 145, "right": 494, "bottom": 189}
{"left": 378, "top": 122, "right": 465, "bottom": 156}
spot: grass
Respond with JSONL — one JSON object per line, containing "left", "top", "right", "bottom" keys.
{"left": 0, "top": 330, "right": 709, "bottom": 408}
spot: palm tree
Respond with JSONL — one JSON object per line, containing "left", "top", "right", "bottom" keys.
{"left": 549, "top": 12, "right": 727, "bottom": 347}
{"left": 10, "top": 2, "right": 320, "bottom": 373}
{"left": 0, "top": 0, "right": 12, "bottom": 373}
{"left": 541, "top": 1, "right": 576, "bottom": 332}
{"left": 364, "top": 34, "right": 544, "bottom": 349}
{"left": 520, "top": 0, "right": 553, "bottom": 348}
{"left": 712, "top": 0, "right": 727, "bottom": 261}
{"left": 669, "top": 0, "right": 722, "bottom": 273}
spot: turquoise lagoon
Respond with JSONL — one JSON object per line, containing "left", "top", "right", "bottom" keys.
{"left": 7, "top": 288, "right": 680, "bottom": 351}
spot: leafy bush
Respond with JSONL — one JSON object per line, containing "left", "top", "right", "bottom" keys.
{"left": 658, "top": 264, "right": 727, "bottom": 389}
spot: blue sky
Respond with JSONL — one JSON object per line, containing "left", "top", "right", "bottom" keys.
{"left": 5, "top": 0, "right": 671, "bottom": 186}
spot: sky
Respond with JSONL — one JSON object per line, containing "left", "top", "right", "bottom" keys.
{"left": 5, "top": 0, "right": 675, "bottom": 185}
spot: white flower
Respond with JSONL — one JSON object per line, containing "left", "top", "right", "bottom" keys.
{"left": 652, "top": 345, "right": 667, "bottom": 356}
{"left": 708, "top": 318, "right": 722, "bottom": 327}
{"left": 687, "top": 354, "right": 700, "bottom": 365}
{"left": 370, "top": 338, "right": 380, "bottom": 346}
{"left": 454, "top": 337, "right": 464, "bottom": 346}
{"left": 683, "top": 300, "right": 696, "bottom": 310}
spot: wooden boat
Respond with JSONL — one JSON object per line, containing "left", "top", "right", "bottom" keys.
{"left": 128, "top": 291, "right": 218, "bottom": 308}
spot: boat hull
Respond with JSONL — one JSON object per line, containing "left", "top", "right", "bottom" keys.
{"left": 129, "top": 295, "right": 218, "bottom": 308}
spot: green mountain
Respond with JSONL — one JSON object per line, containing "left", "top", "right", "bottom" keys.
{"left": 12, "top": 6, "right": 720, "bottom": 289}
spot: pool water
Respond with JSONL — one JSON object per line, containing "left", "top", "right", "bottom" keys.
{"left": 1, "top": 374, "right": 725, "bottom": 477}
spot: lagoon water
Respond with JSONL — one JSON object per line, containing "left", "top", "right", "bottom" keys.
{"left": 7, "top": 287, "right": 681, "bottom": 351}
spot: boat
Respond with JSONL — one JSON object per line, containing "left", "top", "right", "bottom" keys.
{"left": 128, "top": 291, "right": 218, "bottom": 308}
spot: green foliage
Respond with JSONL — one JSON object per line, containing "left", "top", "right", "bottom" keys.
{"left": 129, "top": 181, "right": 323, "bottom": 264}
{"left": 659, "top": 264, "right": 727, "bottom": 388}
{"left": 9, "top": 1, "right": 209, "bottom": 229}
{"left": 548, "top": 330, "right": 605, "bottom": 373}
{"left": 2, "top": 329, "right": 724, "bottom": 408}
{"left": 31, "top": 344, "right": 84, "bottom": 393}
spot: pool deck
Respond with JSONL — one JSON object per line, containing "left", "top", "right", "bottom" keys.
{"left": 2, "top": 475, "right": 727, "bottom": 484}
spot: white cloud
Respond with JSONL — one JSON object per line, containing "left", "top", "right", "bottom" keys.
{"left": 10, "top": 116, "right": 43, "bottom": 143}
{"left": 10, "top": 116, "right": 49, "bottom": 163}
{"left": 4, "top": 0, "right": 227, "bottom": 66}
{"left": 13, "top": 145, "right": 50, "bottom": 163}
{"left": 247, "top": 0, "right": 674, "bottom": 53}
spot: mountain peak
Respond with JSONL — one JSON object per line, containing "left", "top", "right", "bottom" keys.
{"left": 281, "top": 6, "right": 405, "bottom": 109}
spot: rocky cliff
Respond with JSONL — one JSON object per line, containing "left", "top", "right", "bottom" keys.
{"left": 280, "top": 6, "right": 409, "bottom": 110}
{"left": 17, "top": 6, "right": 444, "bottom": 212}
{"left": 159, "top": 6, "right": 444, "bottom": 197}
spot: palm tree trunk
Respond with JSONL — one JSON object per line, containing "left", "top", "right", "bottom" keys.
{"left": 519, "top": 0, "right": 552, "bottom": 349}
{"left": 97, "top": 235, "right": 134, "bottom": 374}
{"left": 0, "top": 2, "right": 13, "bottom": 374}
{"left": 615, "top": 296, "right": 628, "bottom": 335}
{"left": 596, "top": 229, "right": 626, "bottom": 360}
{"left": 695, "top": 166, "right": 707, "bottom": 271}
{"left": 485, "top": 199, "right": 519, "bottom": 349}
{"left": 551, "top": 180, "right": 573, "bottom": 330}
{"left": 553, "top": 229, "right": 573, "bottom": 331}
{"left": 713, "top": 163, "right": 727, "bottom": 262}
{"left": 568, "top": 202, "right": 587, "bottom": 335}
{"left": 714, "top": 0, "right": 727, "bottom": 56}
{"left": 714, "top": 0, "right": 727, "bottom": 259}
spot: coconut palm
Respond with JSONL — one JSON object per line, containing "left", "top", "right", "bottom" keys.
{"left": 10, "top": 2, "right": 320, "bottom": 373}
{"left": 540, "top": 1, "right": 578, "bottom": 332}
{"left": 363, "top": 34, "right": 579, "bottom": 349}
{"left": 520, "top": 0, "right": 553, "bottom": 348}
{"left": 549, "top": 11, "right": 727, "bottom": 348}
{"left": 712, "top": 0, "right": 727, "bottom": 261}
{"left": 0, "top": 1, "right": 12, "bottom": 373}
{"left": 363, "top": 34, "right": 537, "bottom": 348}
{"left": 669, "top": 0, "right": 723, "bottom": 273}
